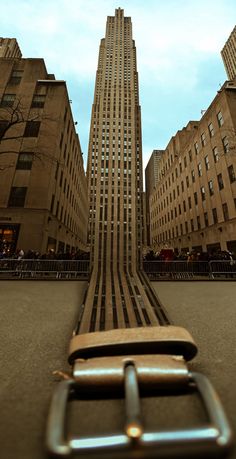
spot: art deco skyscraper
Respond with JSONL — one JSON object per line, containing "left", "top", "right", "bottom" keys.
{"left": 78, "top": 8, "right": 162, "bottom": 333}
{"left": 221, "top": 26, "right": 236, "bottom": 80}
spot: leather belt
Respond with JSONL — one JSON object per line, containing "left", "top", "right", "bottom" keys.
{"left": 46, "top": 325, "right": 233, "bottom": 457}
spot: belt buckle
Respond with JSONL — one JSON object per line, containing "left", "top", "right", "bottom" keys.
{"left": 46, "top": 358, "right": 233, "bottom": 457}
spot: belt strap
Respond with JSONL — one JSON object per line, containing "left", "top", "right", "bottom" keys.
{"left": 68, "top": 326, "right": 197, "bottom": 362}
{"left": 46, "top": 326, "right": 233, "bottom": 457}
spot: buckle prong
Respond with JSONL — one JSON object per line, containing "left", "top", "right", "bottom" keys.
{"left": 124, "top": 363, "right": 143, "bottom": 440}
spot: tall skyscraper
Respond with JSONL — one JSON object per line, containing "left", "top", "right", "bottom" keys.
{"left": 221, "top": 26, "right": 236, "bottom": 80}
{"left": 79, "top": 8, "right": 161, "bottom": 333}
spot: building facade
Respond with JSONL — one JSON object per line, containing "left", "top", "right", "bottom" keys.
{"left": 0, "top": 56, "right": 88, "bottom": 255}
{"left": 150, "top": 81, "right": 236, "bottom": 255}
{"left": 0, "top": 38, "right": 22, "bottom": 59}
{"left": 221, "top": 26, "right": 236, "bottom": 80}
{"left": 145, "top": 149, "right": 164, "bottom": 246}
{"left": 78, "top": 8, "right": 160, "bottom": 333}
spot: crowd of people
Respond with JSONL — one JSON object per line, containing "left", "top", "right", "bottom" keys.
{"left": 143, "top": 249, "right": 236, "bottom": 262}
{"left": 0, "top": 248, "right": 90, "bottom": 261}
{"left": 1, "top": 247, "right": 235, "bottom": 264}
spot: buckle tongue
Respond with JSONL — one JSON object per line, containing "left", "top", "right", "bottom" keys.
{"left": 124, "top": 363, "right": 143, "bottom": 440}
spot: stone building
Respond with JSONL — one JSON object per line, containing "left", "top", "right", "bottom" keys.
{"left": 150, "top": 81, "right": 236, "bottom": 255}
{"left": 0, "top": 54, "right": 88, "bottom": 255}
{"left": 221, "top": 26, "right": 236, "bottom": 80}
{"left": 145, "top": 149, "right": 164, "bottom": 246}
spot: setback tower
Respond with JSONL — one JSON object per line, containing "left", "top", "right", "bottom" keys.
{"left": 79, "top": 8, "right": 160, "bottom": 333}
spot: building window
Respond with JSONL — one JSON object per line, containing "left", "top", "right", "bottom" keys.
{"left": 194, "top": 142, "right": 199, "bottom": 155}
{"left": 183, "top": 200, "right": 186, "bottom": 212}
{"left": 24, "top": 121, "right": 40, "bottom": 137}
{"left": 197, "top": 216, "right": 201, "bottom": 230}
{"left": 188, "top": 196, "right": 192, "bottom": 209}
{"left": 8, "top": 70, "right": 23, "bottom": 85}
{"left": 212, "top": 208, "right": 218, "bottom": 224}
{"left": 194, "top": 192, "right": 198, "bottom": 205}
{"left": 213, "top": 146, "right": 219, "bottom": 163}
{"left": 197, "top": 163, "right": 202, "bottom": 176}
{"left": 228, "top": 164, "right": 236, "bottom": 183}
{"left": 191, "top": 170, "right": 195, "bottom": 183}
{"left": 31, "top": 94, "right": 46, "bottom": 108}
{"left": 201, "top": 132, "right": 206, "bottom": 146}
{"left": 0, "top": 93, "right": 15, "bottom": 107}
{"left": 204, "top": 155, "right": 210, "bottom": 170}
{"left": 8, "top": 186, "right": 27, "bottom": 207}
{"left": 217, "top": 111, "right": 224, "bottom": 127}
{"left": 222, "top": 136, "right": 229, "bottom": 154}
{"left": 56, "top": 201, "right": 59, "bottom": 218}
{"left": 217, "top": 173, "right": 224, "bottom": 190}
{"left": 50, "top": 194, "right": 55, "bottom": 213}
{"left": 222, "top": 203, "right": 229, "bottom": 221}
{"left": 189, "top": 150, "right": 192, "bottom": 162}
{"left": 184, "top": 156, "right": 187, "bottom": 167}
{"left": 16, "top": 152, "right": 33, "bottom": 170}
{"left": 186, "top": 176, "right": 189, "bottom": 188}
{"left": 208, "top": 122, "right": 214, "bottom": 137}
{"left": 0, "top": 120, "right": 8, "bottom": 139}
{"left": 208, "top": 180, "right": 214, "bottom": 196}
{"left": 204, "top": 212, "right": 209, "bottom": 227}
{"left": 201, "top": 186, "right": 206, "bottom": 201}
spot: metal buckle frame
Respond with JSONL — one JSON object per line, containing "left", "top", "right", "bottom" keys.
{"left": 46, "top": 362, "right": 232, "bottom": 457}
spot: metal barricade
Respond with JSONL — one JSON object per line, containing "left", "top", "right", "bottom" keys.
{"left": 2, "top": 259, "right": 235, "bottom": 281}
{"left": 143, "top": 261, "right": 210, "bottom": 280}
{"left": 209, "top": 260, "right": 236, "bottom": 279}
{"left": 0, "top": 259, "right": 90, "bottom": 280}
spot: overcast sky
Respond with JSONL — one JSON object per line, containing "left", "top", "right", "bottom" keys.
{"left": 0, "top": 0, "right": 235, "bottom": 177}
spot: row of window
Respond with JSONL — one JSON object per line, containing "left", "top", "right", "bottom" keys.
{"left": 7, "top": 186, "right": 82, "bottom": 234}
{"left": 158, "top": 110, "right": 226, "bottom": 178}
{"left": 0, "top": 93, "right": 46, "bottom": 108}
{"left": 154, "top": 202, "right": 232, "bottom": 243}
{"left": 0, "top": 120, "right": 41, "bottom": 138}
{"left": 195, "top": 120, "right": 218, "bottom": 153}
{"left": 154, "top": 147, "right": 232, "bottom": 201}
{"left": 154, "top": 183, "right": 231, "bottom": 227}
{"left": 152, "top": 164, "right": 235, "bottom": 215}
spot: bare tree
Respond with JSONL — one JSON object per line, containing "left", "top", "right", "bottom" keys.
{"left": 0, "top": 98, "right": 63, "bottom": 171}
{"left": 219, "top": 127, "right": 236, "bottom": 155}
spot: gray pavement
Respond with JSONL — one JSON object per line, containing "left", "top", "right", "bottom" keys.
{"left": 153, "top": 281, "right": 236, "bottom": 459}
{"left": 0, "top": 280, "right": 235, "bottom": 459}
{"left": 0, "top": 281, "right": 87, "bottom": 459}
